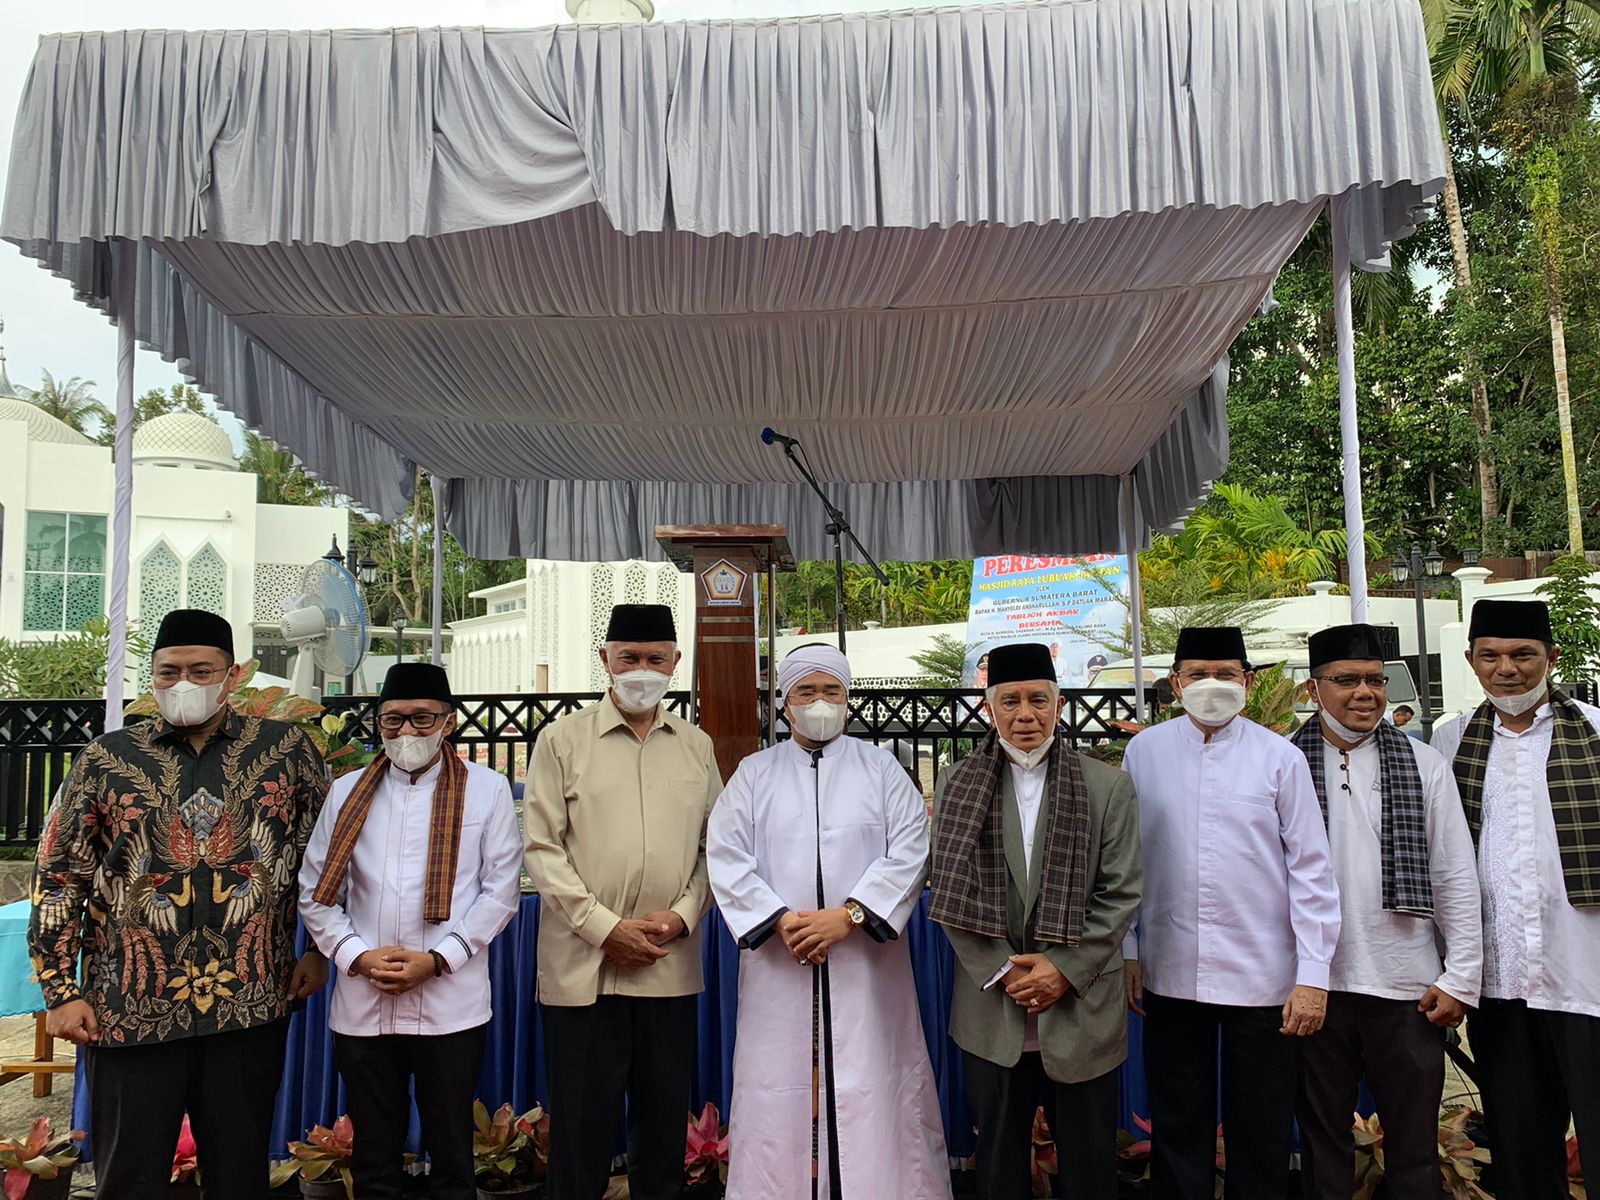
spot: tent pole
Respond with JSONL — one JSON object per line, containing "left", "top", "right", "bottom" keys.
{"left": 1121, "top": 474, "right": 1147, "bottom": 722}
{"left": 766, "top": 558, "right": 778, "bottom": 747}
{"left": 104, "top": 240, "right": 138, "bottom": 733}
{"left": 430, "top": 474, "right": 445, "bottom": 665}
{"left": 1332, "top": 197, "right": 1370, "bottom": 622}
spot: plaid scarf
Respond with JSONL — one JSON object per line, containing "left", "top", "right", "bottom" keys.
{"left": 310, "top": 748, "right": 468, "bottom": 923}
{"left": 1451, "top": 686, "right": 1600, "bottom": 908}
{"left": 929, "top": 732, "right": 1091, "bottom": 944}
{"left": 1291, "top": 715, "right": 1433, "bottom": 917}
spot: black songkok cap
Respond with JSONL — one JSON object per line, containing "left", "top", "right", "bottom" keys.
{"left": 379, "top": 663, "right": 454, "bottom": 705}
{"left": 605, "top": 604, "right": 677, "bottom": 643}
{"left": 986, "top": 642, "right": 1056, "bottom": 688}
{"left": 1468, "top": 599, "right": 1553, "bottom": 643}
{"left": 1173, "top": 626, "right": 1251, "bottom": 669}
{"left": 153, "top": 609, "right": 234, "bottom": 657}
{"left": 1309, "top": 623, "right": 1390, "bottom": 671}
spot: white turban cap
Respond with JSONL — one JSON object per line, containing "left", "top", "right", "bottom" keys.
{"left": 776, "top": 643, "right": 852, "bottom": 701}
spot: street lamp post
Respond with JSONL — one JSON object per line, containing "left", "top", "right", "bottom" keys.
{"left": 394, "top": 613, "right": 408, "bottom": 665}
{"left": 324, "top": 534, "right": 379, "bottom": 694}
{"left": 1390, "top": 540, "right": 1449, "bottom": 737}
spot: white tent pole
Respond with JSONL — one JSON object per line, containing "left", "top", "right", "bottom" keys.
{"left": 1331, "top": 197, "right": 1370, "bottom": 622}
{"left": 1121, "top": 474, "right": 1147, "bottom": 721}
{"left": 430, "top": 474, "right": 445, "bottom": 665}
{"left": 104, "top": 240, "right": 138, "bottom": 732}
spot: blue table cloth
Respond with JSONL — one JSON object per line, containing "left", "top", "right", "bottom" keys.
{"left": 72, "top": 894, "right": 1155, "bottom": 1161}
{"left": 0, "top": 899, "right": 45, "bottom": 1018}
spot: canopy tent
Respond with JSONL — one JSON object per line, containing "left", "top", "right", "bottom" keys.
{"left": 2, "top": 0, "right": 1444, "bottom": 723}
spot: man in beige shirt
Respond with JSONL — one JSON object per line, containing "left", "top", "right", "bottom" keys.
{"left": 524, "top": 603, "right": 722, "bottom": 1200}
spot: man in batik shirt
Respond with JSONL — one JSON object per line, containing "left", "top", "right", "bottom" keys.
{"left": 29, "top": 609, "right": 330, "bottom": 1198}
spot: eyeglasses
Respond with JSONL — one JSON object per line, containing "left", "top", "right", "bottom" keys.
{"left": 154, "top": 665, "right": 227, "bottom": 685}
{"left": 1178, "top": 669, "right": 1245, "bottom": 684}
{"left": 788, "top": 684, "right": 847, "bottom": 704}
{"left": 376, "top": 710, "right": 449, "bottom": 733}
{"left": 1313, "top": 674, "right": 1390, "bottom": 690}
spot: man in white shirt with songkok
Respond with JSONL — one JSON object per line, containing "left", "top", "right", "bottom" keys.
{"left": 1121, "top": 625, "right": 1341, "bottom": 1200}
{"left": 1290, "top": 624, "right": 1481, "bottom": 1200}
{"left": 1433, "top": 598, "right": 1600, "bottom": 1200}
{"left": 300, "top": 662, "right": 522, "bottom": 1200}
{"left": 707, "top": 643, "right": 950, "bottom": 1200}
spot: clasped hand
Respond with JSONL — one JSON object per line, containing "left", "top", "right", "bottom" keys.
{"left": 779, "top": 909, "right": 853, "bottom": 965}
{"left": 1004, "top": 953, "right": 1069, "bottom": 1014}
{"left": 354, "top": 946, "right": 435, "bottom": 995}
{"left": 602, "top": 912, "right": 687, "bottom": 970}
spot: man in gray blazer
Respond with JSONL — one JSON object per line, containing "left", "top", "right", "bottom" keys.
{"left": 930, "top": 642, "right": 1143, "bottom": 1200}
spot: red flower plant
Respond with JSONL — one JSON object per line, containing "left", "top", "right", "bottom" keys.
{"left": 0, "top": 1118, "right": 83, "bottom": 1200}
{"left": 171, "top": 1116, "right": 198, "bottom": 1183}
{"left": 684, "top": 1103, "right": 729, "bottom": 1188}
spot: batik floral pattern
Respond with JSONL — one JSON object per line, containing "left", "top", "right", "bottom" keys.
{"left": 28, "top": 713, "right": 328, "bottom": 1045}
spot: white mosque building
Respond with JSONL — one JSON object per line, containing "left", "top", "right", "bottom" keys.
{"left": 0, "top": 335, "right": 347, "bottom": 678}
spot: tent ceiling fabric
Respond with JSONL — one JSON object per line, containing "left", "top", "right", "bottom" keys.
{"left": 2, "top": 0, "right": 1444, "bottom": 561}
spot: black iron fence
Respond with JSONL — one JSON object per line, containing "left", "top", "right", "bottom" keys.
{"left": 0, "top": 688, "right": 1141, "bottom": 845}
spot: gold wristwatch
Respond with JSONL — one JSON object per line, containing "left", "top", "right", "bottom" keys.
{"left": 843, "top": 899, "right": 867, "bottom": 927}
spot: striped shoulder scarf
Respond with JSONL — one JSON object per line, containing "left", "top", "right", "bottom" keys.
{"left": 1291, "top": 715, "right": 1433, "bottom": 916}
{"left": 309, "top": 749, "right": 468, "bottom": 923}
{"left": 928, "top": 732, "right": 1091, "bottom": 945}
{"left": 1451, "top": 686, "right": 1600, "bottom": 908}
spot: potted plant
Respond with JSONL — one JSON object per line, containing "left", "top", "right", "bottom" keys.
{"left": 683, "top": 1103, "right": 728, "bottom": 1196}
{"left": 270, "top": 1117, "right": 355, "bottom": 1200}
{"left": 0, "top": 1118, "right": 83, "bottom": 1200}
{"left": 1030, "top": 1106, "right": 1057, "bottom": 1198}
{"left": 473, "top": 1102, "right": 549, "bottom": 1198}
{"left": 170, "top": 1115, "right": 199, "bottom": 1199}
{"left": 1115, "top": 1113, "right": 1151, "bottom": 1198}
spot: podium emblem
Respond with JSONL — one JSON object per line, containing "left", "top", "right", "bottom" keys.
{"left": 701, "top": 559, "right": 748, "bottom": 607}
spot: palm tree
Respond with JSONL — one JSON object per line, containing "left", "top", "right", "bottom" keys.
{"left": 239, "top": 431, "right": 330, "bottom": 506}
{"left": 1432, "top": 0, "right": 1600, "bottom": 552}
{"left": 20, "top": 371, "right": 109, "bottom": 437}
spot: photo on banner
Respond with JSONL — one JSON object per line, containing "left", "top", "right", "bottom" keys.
{"left": 963, "top": 555, "right": 1130, "bottom": 688}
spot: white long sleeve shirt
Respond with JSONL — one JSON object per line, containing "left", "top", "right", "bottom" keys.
{"left": 1319, "top": 734, "right": 1482, "bottom": 1006}
{"left": 1433, "top": 700, "right": 1600, "bottom": 1018}
{"left": 1122, "top": 715, "right": 1341, "bottom": 1006}
{"left": 299, "top": 757, "right": 523, "bottom": 1037}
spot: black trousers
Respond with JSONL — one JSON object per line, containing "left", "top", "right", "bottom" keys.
{"left": 542, "top": 994, "right": 697, "bottom": 1200}
{"left": 1142, "top": 992, "right": 1300, "bottom": 1200}
{"left": 335, "top": 1024, "right": 487, "bottom": 1200}
{"left": 86, "top": 1019, "right": 288, "bottom": 1200}
{"left": 963, "top": 1050, "right": 1119, "bottom": 1200}
{"left": 1297, "top": 992, "right": 1444, "bottom": 1200}
{"left": 1470, "top": 997, "right": 1600, "bottom": 1200}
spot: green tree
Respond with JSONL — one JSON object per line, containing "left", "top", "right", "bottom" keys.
{"left": 909, "top": 633, "right": 971, "bottom": 686}
{"left": 19, "top": 371, "right": 109, "bottom": 437}
{"left": 1434, "top": 0, "right": 1600, "bottom": 550}
{"left": 240, "top": 431, "right": 331, "bottom": 507}
{"left": 0, "top": 618, "right": 151, "bottom": 699}
{"left": 91, "top": 383, "right": 208, "bottom": 444}
{"left": 1536, "top": 554, "right": 1600, "bottom": 680}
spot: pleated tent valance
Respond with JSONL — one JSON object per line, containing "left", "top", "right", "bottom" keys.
{"left": 3, "top": 0, "right": 1445, "bottom": 561}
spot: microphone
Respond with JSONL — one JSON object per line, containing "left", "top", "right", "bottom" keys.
{"left": 761, "top": 427, "right": 800, "bottom": 450}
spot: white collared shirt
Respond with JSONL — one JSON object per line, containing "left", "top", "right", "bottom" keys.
{"left": 1433, "top": 700, "right": 1600, "bottom": 1017}
{"left": 1007, "top": 758, "right": 1049, "bottom": 1051}
{"left": 1122, "top": 715, "right": 1341, "bottom": 1006}
{"left": 299, "top": 757, "right": 523, "bottom": 1037}
{"left": 1320, "top": 734, "right": 1482, "bottom": 1006}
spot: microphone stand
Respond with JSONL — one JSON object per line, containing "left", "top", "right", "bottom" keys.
{"left": 777, "top": 439, "right": 888, "bottom": 652}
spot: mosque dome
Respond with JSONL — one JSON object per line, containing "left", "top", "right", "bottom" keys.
{"left": 132, "top": 411, "right": 238, "bottom": 471}
{"left": 0, "top": 395, "right": 95, "bottom": 446}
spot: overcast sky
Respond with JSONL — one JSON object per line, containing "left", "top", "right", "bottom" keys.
{"left": 0, "top": 0, "right": 950, "bottom": 443}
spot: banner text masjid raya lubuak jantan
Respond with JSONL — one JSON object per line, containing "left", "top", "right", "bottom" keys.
{"left": 962, "top": 555, "right": 1130, "bottom": 688}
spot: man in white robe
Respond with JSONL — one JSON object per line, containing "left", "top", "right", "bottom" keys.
{"left": 707, "top": 644, "right": 951, "bottom": 1200}
{"left": 299, "top": 662, "right": 522, "bottom": 1200}
{"left": 1290, "top": 624, "right": 1481, "bottom": 1200}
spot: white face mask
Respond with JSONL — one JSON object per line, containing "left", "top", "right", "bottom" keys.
{"left": 154, "top": 679, "right": 227, "bottom": 727}
{"left": 1487, "top": 679, "right": 1548, "bottom": 717}
{"left": 1000, "top": 735, "right": 1054, "bottom": 770}
{"left": 383, "top": 728, "right": 448, "bottom": 773}
{"left": 789, "top": 700, "right": 847, "bottom": 744}
{"left": 611, "top": 669, "right": 672, "bottom": 714}
{"left": 1315, "top": 705, "right": 1376, "bottom": 746}
{"left": 1179, "top": 678, "right": 1248, "bottom": 726}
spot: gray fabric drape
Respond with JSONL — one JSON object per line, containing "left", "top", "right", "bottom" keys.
{"left": 2, "top": 0, "right": 1444, "bottom": 559}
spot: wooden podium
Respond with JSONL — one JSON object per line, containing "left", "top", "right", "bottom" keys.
{"left": 656, "top": 525, "right": 794, "bottom": 781}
